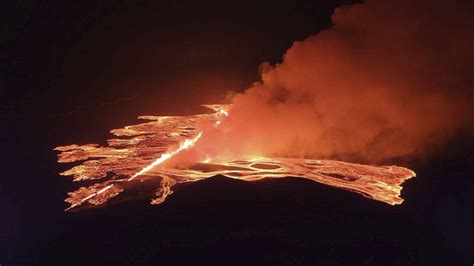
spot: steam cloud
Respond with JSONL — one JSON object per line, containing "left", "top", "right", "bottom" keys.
{"left": 192, "top": 0, "right": 473, "bottom": 163}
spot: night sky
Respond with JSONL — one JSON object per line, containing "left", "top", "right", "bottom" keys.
{"left": 1, "top": 1, "right": 473, "bottom": 265}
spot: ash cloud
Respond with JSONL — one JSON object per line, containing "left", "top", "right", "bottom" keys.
{"left": 196, "top": 0, "right": 473, "bottom": 163}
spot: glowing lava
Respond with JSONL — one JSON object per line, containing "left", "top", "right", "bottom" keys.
{"left": 55, "top": 105, "right": 415, "bottom": 211}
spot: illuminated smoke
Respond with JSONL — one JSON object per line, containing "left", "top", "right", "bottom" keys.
{"left": 194, "top": 0, "right": 473, "bottom": 163}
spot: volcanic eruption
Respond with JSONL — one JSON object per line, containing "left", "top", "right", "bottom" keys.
{"left": 56, "top": 105, "right": 415, "bottom": 210}
{"left": 55, "top": 0, "right": 472, "bottom": 211}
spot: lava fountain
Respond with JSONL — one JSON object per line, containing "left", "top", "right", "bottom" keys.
{"left": 55, "top": 105, "right": 415, "bottom": 211}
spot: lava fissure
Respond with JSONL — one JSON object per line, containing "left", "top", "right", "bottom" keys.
{"left": 55, "top": 105, "right": 415, "bottom": 211}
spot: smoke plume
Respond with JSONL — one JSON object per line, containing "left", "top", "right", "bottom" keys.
{"left": 192, "top": 0, "right": 473, "bottom": 163}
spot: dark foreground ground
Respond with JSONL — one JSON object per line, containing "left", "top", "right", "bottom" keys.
{"left": 1, "top": 110, "right": 473, "bottom": 265}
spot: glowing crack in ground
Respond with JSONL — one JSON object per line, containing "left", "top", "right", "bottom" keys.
{"left": 55, "top": 105, "right": 415, "bottom": 211}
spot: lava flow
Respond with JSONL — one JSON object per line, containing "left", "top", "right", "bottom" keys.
{"left": 55, "top": 105, "right": 415, "bottom": 211}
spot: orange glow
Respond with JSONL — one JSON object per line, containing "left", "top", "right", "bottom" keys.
{"left": 55, "top": 105, "right": 415, "bottom": 211}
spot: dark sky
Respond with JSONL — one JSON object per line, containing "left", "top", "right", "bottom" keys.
{"left": 3, "top": 0, "right": 356, "bottom": 116}
{"left": 1, "top": 1, "right": 473, "bottom": 265}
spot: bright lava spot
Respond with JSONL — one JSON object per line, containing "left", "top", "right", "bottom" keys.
{"left": 55, "top": 105, "right": 415, "bottom": 211}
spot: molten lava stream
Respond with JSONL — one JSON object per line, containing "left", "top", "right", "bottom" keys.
{"left": 55, "top": 105, "right": 415, "bottom": 211}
